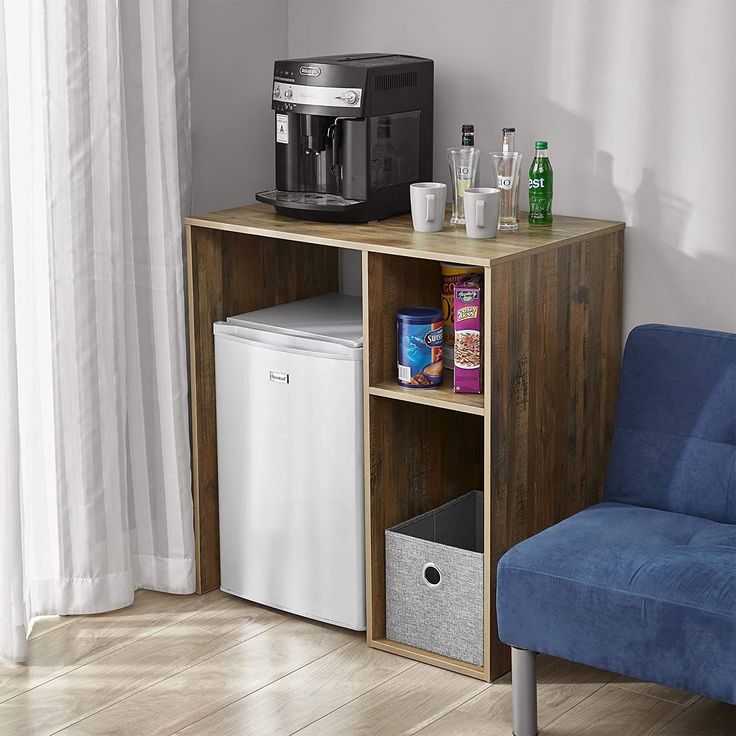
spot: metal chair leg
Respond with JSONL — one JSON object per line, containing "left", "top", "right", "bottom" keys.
{"left": 512, "top": 646, "right": 538, "bottom": 736}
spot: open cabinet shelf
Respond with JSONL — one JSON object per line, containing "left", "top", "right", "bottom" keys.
{"left": 364, "top": 393, "right": 490, "bottom": 677}
{"left": 363, "top": 248, "right": 493, "bottom": 677}
{"left": 371, "top": 638, "right": 487, "bottom": 679}
{"left": 361, "top": 238, "right": 624, "bottom": 681}
{"left": 368, "top": 371, "right": 485, "bottom": 416}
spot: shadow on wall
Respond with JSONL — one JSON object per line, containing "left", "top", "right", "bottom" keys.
{"left": 284, "top": 0, "right": 736, "bottom": 335}
{"left": 588, "top": 152, "right": 733, "bottom": 333}
{"left": 626, "top": 167, "right": 734, "bottom": 332}
{"left": 591, "top": 152, "right": 625, "bottom": 223}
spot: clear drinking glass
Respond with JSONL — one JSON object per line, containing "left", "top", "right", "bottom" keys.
{"left": 447, "top": 147, "right": 480, "bottom": 224}
{"left": 488, "top": 152, "right": 523, "bottom": 231}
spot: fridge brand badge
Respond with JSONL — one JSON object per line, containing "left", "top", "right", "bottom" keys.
{"left": 269, "top": 371, "right": 289, "bottom": 384}
{"left": 299, "top": 65, "right": 321, "bottom": 77}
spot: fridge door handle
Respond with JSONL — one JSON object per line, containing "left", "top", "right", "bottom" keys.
{"left": 213, "top": 322, "right": 362, "bottom": 361}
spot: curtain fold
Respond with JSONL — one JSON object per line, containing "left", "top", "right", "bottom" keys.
{"left": 1, "top": 0, "right": 194, "bottom": 662}
{"left": 0, "top": 0, "right": 28, "bottom": 664}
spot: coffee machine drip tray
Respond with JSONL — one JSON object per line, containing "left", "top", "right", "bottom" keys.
{"left": 256, "top": 189, "right": 364, "bottom": 212}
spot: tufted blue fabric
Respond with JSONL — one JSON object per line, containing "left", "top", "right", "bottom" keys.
{"left": 497, "top": 324, "right": 736, "bottom": 704}
{"left": 605, "top": 324, "right": 736, "bottom": 522}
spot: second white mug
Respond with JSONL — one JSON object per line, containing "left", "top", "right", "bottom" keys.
{"left": 410, "top": 182, "right": 447, "bottom": 233}
{"left": 463, "top": 187, "right": 500, "bottom": 239}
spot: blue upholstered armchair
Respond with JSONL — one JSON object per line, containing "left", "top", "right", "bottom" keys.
{"left": 497, "top": 324, "right": 736, "bottom": 736}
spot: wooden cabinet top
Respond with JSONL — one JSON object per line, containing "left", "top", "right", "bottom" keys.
{"left": 186, "top": 203, "right": 624, "bottom": 267}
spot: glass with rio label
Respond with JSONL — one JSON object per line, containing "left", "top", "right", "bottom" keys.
{"left": 488, "top": 152, "right": 523, "bottom": 231}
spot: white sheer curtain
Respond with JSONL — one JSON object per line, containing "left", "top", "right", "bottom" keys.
{"left": 0, "top": 0, "right": 195, "bottom": 662}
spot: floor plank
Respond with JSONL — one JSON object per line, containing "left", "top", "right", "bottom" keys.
{"left": 656, "top": 698, "right": 736, "bottom": 735}
{"left": 28, "top": 615, "right": 74, "bottom": 641}
{"left": 292, "top": 662, "right": 489, "bottom": 735}
{"left": 55, "top": 617, "right": 356, "bottom": 736}
{"left": 0, "top": 593, "right": 286, "bottom": 736}
{"left": 174, "top": 639, "right": 415, "bottom": 736}
{"left": 610, "top": 674, "right": 700, "bottom": 706}
{"left": 543, "top": 683, "right": 686, "bottom": 736}
{"left": 0, "top": 590, "right": 216, "bottom": 704}
{"left": 416, "top": 655, "right": 615, "bottom": 735}
{"left": 4, "top": 590, "right": 730, "bottom": 736}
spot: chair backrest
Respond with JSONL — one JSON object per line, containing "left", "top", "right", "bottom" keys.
{"left": 604, "top": 324, "right": 736, "bottom": 523}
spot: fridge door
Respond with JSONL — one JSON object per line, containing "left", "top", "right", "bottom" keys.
{"left": 215, "top": 328, "right": 365, "bottom": 631}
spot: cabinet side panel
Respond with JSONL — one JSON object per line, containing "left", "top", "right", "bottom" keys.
{"left": 488, "top": 231, "right": 623, "bottom": 677}
{"left": 188, "top": 226, "right": 224, "bottom": 594}
{"left": 362, "top": 251, "right": 373, "bottom": 641}
{"left": 482, "top": 266, "right": 493, "bottom": 676}
{"left": 600, "top": 231, "right": 625, "bottom": 486}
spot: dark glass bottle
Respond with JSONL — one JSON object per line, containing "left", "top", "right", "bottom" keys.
{"left": 447, "top": 124, "right": 480, "bottom": 224}
{"left": 461, "top": 124, "right": 475, "bottom": 146}
{"left": 528, "top": 140, "right": 553, "bottom": 225}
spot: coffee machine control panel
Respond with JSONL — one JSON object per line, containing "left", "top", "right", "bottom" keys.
{"left": 272, "top": 82, "right": 363, "bottom": 111}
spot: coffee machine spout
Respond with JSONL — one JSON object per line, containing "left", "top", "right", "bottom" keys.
{"left": 302, "top": 114, "right": 330, "bottom": 153}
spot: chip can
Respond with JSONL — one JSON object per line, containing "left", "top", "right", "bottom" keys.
{"left": 396, "top": 308, "right": 444, "bottom": 387}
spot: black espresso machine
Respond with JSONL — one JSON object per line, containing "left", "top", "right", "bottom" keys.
{"left": 256, "top": 54, "right": 434, "bottom": 222}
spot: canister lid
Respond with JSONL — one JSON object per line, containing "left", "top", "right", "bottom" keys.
{"left": 396, "top": 307, "right": 443, "bottom": 325}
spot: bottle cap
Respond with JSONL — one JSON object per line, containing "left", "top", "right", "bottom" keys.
{"left": 502, "top": 127, "right": 516, "bottom": 133}
{"left": 534, "top": 140, "right": 548, "bottom": 149}
{"left": 462, "top": 124, "right": 475, "bottom": 132}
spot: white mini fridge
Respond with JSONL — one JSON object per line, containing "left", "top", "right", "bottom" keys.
{"left": 214, "top": 293, "right": 365, "bottom": 630}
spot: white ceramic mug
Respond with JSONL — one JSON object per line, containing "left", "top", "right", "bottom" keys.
{"left": 410, "top": 182, "right": 447, "bottom": 233}
{"left": 463, "top": 187, "right": 500, "bottom": 239}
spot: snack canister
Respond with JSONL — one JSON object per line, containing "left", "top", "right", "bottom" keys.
{"left": 396, "top": 308, "right": 444, "bottom": 387}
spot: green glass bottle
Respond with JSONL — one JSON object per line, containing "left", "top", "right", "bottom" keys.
{"left": 528, "top": 140, "right": 553, "bottom": 225}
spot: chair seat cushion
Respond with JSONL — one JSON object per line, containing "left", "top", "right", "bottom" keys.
{"left": 497, "top": 502, "right": 736, "bottom": 704}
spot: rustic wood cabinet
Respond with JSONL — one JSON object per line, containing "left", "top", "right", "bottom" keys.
{"left": 185, "top": 203, "right": 624, "bottom": 681}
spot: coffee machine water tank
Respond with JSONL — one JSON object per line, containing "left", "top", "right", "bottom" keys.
{"left": 256, "top": 54, "right": 434, "bottom": 223}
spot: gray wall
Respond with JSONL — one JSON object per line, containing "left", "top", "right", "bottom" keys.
{"left": 190, "top": 0, "right": 287, "bottom": 213}
{"left": 189, "top": 0, "right": 736, "bottom": 335}
{"left": 287, "top": 0, "right": 736, "bottom": 334}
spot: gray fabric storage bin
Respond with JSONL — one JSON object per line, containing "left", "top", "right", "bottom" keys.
{"left": 385, "top": 491, "right": 484, "bottom": 665}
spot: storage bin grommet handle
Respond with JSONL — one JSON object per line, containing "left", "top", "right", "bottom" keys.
{"left": 422, "top": 563, "right": 442, "bottom": 587}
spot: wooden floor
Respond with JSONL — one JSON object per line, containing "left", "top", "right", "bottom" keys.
{"left": 0, "top": 590, "right": 733, "bottom": 736}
